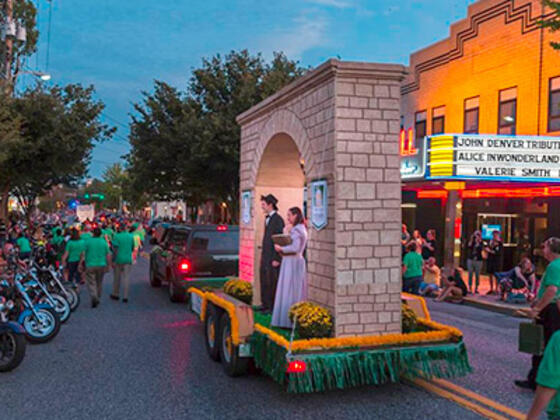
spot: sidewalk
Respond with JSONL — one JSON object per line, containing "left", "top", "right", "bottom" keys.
{"left": 458, "top": 274, "right": 530, "bottom": 316}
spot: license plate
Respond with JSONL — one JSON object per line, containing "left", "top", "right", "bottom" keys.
{"left": 191, "top": 293, "right": 202, "bottom": 315}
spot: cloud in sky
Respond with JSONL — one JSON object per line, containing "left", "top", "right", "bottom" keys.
{"left": 257, "top": 12, "right": 329, "bottom": 59}
{"left": 306, "top": 0, "right": 353, "bottom": 8}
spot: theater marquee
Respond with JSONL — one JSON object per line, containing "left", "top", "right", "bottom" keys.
{"left": 426, "top": 134, "right": 560, "bottom": 182}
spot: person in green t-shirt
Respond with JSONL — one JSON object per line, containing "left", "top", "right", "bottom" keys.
{"left": 16, "top": 232, "right": 32, "bottom": 259}
{"left": 81, "top": 224, "right": 93, "bottom": 242}
{"left": 110, "top": 224, "right": 135, "bottom": 303}
{"left": 62, "top": 228, "right": 85, "bottom": 286}
{"left": 102, "top": 224, "right": 114, "bottom": 245}
{"left": 51, "top": 228, "right": 65, "bottom": 262}
{"left": 527, "top": 328, "right": 560, "bottom": 420}
{"left": 402, "top": 242, "right": 424, "bottom": 294}
{"left": 515, "top": 237, "right": 560, "bottom": 391}
{"left": 80, "top": 227, "right": 111, "bottom": 308}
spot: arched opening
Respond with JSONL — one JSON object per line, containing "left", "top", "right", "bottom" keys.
{"left": 253, "top": 133, "right": 306, "bottom": 304}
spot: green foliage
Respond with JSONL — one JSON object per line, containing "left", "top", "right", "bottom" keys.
{"left": 540, "top": 1, "right": 560, "bottom": 50}
{"left": 7, "top": 84, "right": 114, "bottom": 218}
{"left": 402, "top": 304, "right": 418, "bottom": 333}
{"left": 127, "top": 50, "right": 306, "bottom": 220}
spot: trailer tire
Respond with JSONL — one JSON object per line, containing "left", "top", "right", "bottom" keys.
{"left": 219, "top": 313, "right": 248, "bottom": 377}
{"left": 204, "top": 305, "right": 221, "bottom": 361}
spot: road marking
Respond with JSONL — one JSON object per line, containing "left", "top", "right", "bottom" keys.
{"left": 410, "top": 378, "right": 511, "bottom": 420}
{"left": 430, "top": 378, "right": 526, "bottom": 420}
{"left": 140, "top": 251, "right": 150, "bottom": 259}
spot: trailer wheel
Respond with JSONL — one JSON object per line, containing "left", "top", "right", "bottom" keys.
{"left": 219, "top": 313, "right": 248, "bottom": 377}
{"left": 204, "top": 305, "right": 221, "bottom": 361}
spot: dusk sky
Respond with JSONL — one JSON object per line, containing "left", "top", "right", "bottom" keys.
{"left": 26, "top": 0, "right": 476, "bottom": 178}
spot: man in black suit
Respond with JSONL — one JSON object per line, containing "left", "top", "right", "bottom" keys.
{"left": 260, "top": 194, "right": 285, "bottom": 313}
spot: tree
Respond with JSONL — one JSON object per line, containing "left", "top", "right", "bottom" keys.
{"left": 128, "top": 50, "right": 306, "bottom": 222}
{"left": 540, "top": 1, "right": 560, "bottom": 49}
{"left": 9, "top": 84, "right": 115, "bottom": 220}
{"left": 0, "top": 94, "right": 22, "bottom": 219}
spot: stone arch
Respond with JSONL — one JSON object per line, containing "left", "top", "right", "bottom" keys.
{"left": 249, "top": 108, "right": 314, "bottom": 188}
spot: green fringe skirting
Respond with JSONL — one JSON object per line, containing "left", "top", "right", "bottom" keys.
{"left": 251, "top": 332, "right": 472, "bottom": 393}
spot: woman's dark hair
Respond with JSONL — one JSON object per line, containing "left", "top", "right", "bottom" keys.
{"left": 93, "top": 227, "right": 102, "bottom": 237}
{"left": 407, "top": 242, "right": 417, "bottom": 252}
{"left": 289, "top": 207, "right": 304, "bottom": 226}
{"left": 70, "top": 228, "right": 80, "bottom": 241}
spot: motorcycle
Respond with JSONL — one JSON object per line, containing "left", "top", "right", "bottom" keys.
{"left": 26, "top": 268, "right": 71, "bottom": 324}
{"left": 33, "top": 247, "right": 80, "bottom": 312}
{"left": 0, "top": 296, "right": 27, "bottom": 372}
{"left": 1, "top": 274, "right": 61, "bottom": 344}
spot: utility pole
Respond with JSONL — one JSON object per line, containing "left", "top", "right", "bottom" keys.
{"left": 3, "top": 0, "right": 14, "bottom": 93}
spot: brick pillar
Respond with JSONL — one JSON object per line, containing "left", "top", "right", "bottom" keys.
{"left": 333, "top": 63, "right": 407, "bottom": 336}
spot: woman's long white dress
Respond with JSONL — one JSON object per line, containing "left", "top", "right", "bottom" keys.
{"left": 271, "top": 223, "right": 308, "bottom": 328}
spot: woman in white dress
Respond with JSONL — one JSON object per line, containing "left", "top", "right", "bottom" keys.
{"left": 271, "top": 207, "right": 308, "bottom": 328}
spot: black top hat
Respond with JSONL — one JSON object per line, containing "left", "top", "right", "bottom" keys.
{"left": 260, "top": 194, "right": 278, "bottom": 206}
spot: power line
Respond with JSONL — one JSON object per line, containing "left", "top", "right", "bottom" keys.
{"left": 102, "top": 112, "right": 129, "bottom": 130}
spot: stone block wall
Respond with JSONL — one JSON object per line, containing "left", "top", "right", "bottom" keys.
{"left": 237, "top": 60, "right": 406, "bottom": 336}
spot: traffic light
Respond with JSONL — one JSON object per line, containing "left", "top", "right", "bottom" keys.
{"left": 84, "top": 193, "right": 90, "bottom": 199}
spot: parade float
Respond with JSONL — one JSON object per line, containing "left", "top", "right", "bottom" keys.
{"left": 187, "top": 281, "right": 470, "bottom": 393}
{"left": 186, "top": 60, "right": 471, "bottom": 392}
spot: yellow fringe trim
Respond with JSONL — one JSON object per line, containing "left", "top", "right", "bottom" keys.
{"left": 401, "top": 292, "right": 431, "bottom": 320}
{"left": 187, "top": 288, "right": 245, "bottom": 346}
{"left": 187, "top": 287, "right": 207, "bottom": 322}
{"left": 254, "top": 318, "right": 463, "bottom": 352}
{"left": 189, "top": 288, "right": 463, "bottom": 352}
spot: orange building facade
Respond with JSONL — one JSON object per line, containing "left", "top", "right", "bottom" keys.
{"left": 400, "top": 0, "right": 560, "bottom": 275}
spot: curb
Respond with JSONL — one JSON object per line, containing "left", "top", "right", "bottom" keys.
{"left": 462, "top": 297, "right": 528, "bottom": 317}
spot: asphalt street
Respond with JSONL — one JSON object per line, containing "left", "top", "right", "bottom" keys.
{"left": 0, "top": 256, "right": 536, "bottom": 420}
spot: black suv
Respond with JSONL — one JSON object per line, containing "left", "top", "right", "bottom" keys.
{"left": 149, "top": 224, "right": 239, "bottom": 302}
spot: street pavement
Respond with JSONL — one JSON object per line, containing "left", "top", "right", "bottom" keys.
{"left": 0, "top": 256, "right": 536, "bottom": 420}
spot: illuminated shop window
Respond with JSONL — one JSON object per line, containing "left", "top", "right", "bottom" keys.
{"left": 464, "top": 97, "right": 479, "bottom": 134}
{"left": 498, "top": 87, "right": 517, "bottom": 135}
{"left": 415, "top": 110, "right": 427, "bottom": 141}
{"left": 548, "top": 77, "right": 560, "bottom": 132}
{"left": 432, "top": 106, "right": 445, "bottom": 134}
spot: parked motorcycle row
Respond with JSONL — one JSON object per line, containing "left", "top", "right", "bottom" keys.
{"left": 0, "top": 248, "right": 82, "bottom": 372}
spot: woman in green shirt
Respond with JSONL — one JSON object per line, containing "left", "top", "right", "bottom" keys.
{"left": 62, "top": 228, "right": 85, "bottom": 286}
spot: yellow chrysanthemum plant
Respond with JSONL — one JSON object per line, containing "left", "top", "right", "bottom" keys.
{"left": 288, "top": 302, "right": 334, "bottom": 339}
{"left": 223, "top": 278, "right": 253, "bottom": 305}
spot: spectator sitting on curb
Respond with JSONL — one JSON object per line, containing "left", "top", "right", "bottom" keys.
{"left": 420, "top": 257, "right": 440, "bottom": 297}
{"left": 496, "top": 257, "right": 536, "bottom": 302}
{"left": 435, "top": 267, "right": 468, "bottom": 303}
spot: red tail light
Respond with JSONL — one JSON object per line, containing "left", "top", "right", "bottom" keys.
{"left": 217, "top": 225, "right": 228, "bottom": 232}
{"left": 286, "top": 360, "right": 307, "bottom": 373}
{"left": 179, "top": 260, "right": 190, "bottom": 273}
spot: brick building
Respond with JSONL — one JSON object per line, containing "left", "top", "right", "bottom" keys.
{"left": 400, "top": 0, "right": 560, "bottom": 275}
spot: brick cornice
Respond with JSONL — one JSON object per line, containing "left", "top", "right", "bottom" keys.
{"left": 237, "top": 59, "right": 406, "bottom": 126}
{"left": 402, "top": 0, "right": 553, "bottom": 95}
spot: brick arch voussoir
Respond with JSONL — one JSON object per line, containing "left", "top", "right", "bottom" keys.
{"left": 249, "top": 109, "right": 314, "bottom": 188}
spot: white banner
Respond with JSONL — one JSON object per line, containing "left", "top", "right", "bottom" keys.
{"left": 76, "top": 204, "right": 95, "bottom": 222}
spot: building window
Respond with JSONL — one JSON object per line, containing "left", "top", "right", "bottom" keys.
{"left": 498, "top": 87, "right": 517, "bottom": 135}
{"left": 432, "top": 106, "right": 445, "bottom": 134}
{"left": 415, "top": 110, "right": 427, "bottom": 141}
{"left": 549, "top": 77, "right": 560, "bottom": 132}
{"left": 464, "top": 97, "right": 479, "bottom": 134}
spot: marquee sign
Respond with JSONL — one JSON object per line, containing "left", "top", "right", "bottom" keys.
{"left": 426, "top": 134, "right": 560, "bottom": 182}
